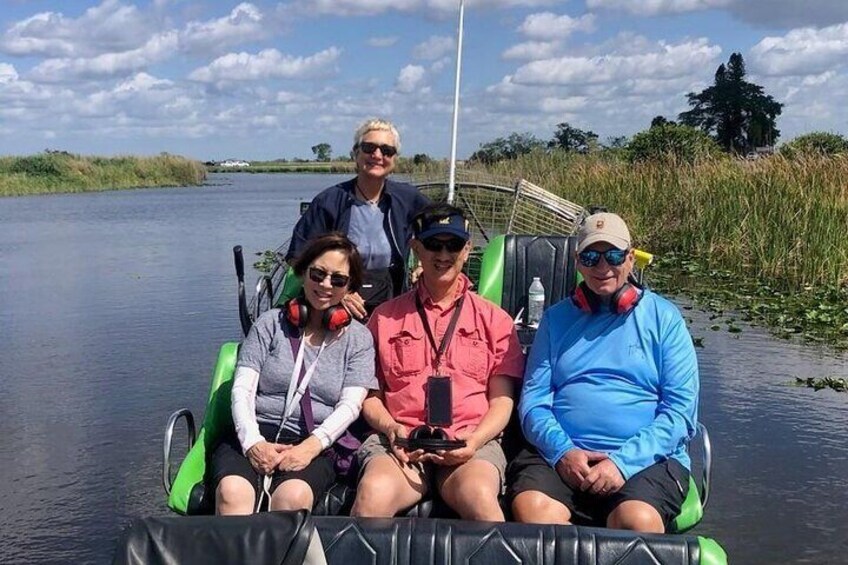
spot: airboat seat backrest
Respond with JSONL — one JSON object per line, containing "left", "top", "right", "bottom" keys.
{"left": 116, "top": 512, "right": 728, "bottom": 564}
{"left": 477, "top": 234, "right": 578, "bottom": 319}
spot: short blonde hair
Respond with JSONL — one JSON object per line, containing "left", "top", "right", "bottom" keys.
{"left": 353, "top": 118, "right": 401, "bottom": 154}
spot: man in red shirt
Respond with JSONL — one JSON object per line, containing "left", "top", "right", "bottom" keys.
{"left": 351, "top": 203, "right": 525, "bottom": 521}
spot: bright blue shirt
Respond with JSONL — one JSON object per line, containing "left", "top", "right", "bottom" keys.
{"left": 518, "top": 289, "right": 699, "bottom": 480}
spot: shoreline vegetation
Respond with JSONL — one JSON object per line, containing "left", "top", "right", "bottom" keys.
{"left": 0, "top": 152, "right": 206, "bottom": 197}
{"left": 206, "top": 161, "right": 356, "bottom": 174}
{"left": 476, "top": 151, "right": 848, "bottom": 354}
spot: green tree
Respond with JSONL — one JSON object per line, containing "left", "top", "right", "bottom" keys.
{"left": 780, "top": 132, "right": 848, "bottom": 157}
{"left": 412, "top": 153, "right": 432, "bottom": 165}
{"left": 626, "top": 123, "right": 722, "bottom": 163}
{"left": 311, "top": 143, "right": 332, "bottom": 162}
{"left": 650, "top": 116, "right": 676, "bottom": 128}
{"left": 548, "top": 122, "right": 599, "bottom": 153}
{"left": 603, "top": 136, "right": 629, "bottom": 149}
{"left": 469, "top": 132, "right": 545, "bottom": 164}
{"left": 679, "top": 53, "right": 783, "bottom": 153}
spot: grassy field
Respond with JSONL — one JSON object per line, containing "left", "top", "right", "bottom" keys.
{"left": 0, "top": 152, "right": 207, "bottom": 197}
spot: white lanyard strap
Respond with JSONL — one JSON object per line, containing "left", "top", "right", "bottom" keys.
{"left": 258, "top": 333, "right": 328, "bottom": 514}
{"left": 282, "top": 335, "right": 327, "bottom": 425}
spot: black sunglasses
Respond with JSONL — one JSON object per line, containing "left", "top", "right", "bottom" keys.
{"left": 357, "top": 141, "right": 398, "bottom": 157}
{"left": 421, "top": 237, "right": 466, "bottom": 253}
{"left": 578, "top": 248, "right": 629, "bottom": 267}
{"left": 308, "top": 266, "right": 350, "bottom": 288}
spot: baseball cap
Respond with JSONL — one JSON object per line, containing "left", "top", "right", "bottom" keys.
{"left": 577, "top": 212, "right": 631, "bottom": 253}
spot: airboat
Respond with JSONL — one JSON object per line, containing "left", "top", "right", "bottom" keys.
{"left": 114, "top": 0, "right": 727, "bottom": 560}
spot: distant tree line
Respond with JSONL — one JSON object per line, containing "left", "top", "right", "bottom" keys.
{"left": 469, "top": 53, "right": 846, "bottom": 164}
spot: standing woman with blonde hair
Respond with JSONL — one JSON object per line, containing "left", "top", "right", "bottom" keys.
{"left": 286, "top": 118, "right": 431, "bottom": 319}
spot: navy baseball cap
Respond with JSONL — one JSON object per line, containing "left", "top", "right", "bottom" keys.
{"left": 414, "top": 208, "right": 471, "bottom": 241}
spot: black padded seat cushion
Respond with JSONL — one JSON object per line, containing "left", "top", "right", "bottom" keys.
{"left": 501, "top": 235, "right": 578, "bottom": 320}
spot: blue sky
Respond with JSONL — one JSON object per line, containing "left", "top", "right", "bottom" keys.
{"left": 1, "top": 0, "right": 847, "bottom": 160}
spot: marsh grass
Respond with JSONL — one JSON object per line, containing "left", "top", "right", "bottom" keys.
{"left": 478, "top": 152, "right": 848, "bottom": 291}
{"left": 0, "top": 152, "right": 206, "bottom": 197}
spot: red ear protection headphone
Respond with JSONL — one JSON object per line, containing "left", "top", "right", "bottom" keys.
{"left": 572, "top": 281, "right": 642, "bottom": 314}
{"left": 283, "top": 294, "right": 352, "bottom": 332}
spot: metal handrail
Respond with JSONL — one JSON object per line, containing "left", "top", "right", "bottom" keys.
{"left": 162, "top": 408, "right": 196, "bottom": 495}
{"left": 698, "top": 422, "right": 712, "bottom": 509}
{"left": 253, "top": 275, "right": 273, "bottom": 322}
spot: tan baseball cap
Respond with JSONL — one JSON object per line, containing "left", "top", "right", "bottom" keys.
{"left": 577, "top": 212, "right": 631, "bottom": 253}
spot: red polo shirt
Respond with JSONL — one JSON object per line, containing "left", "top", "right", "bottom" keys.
{"left": 367, "top": 274, "right": 525, "bottom": 437}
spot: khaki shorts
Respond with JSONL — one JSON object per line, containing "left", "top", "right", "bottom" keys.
{"left": 357, "top": 432, "right": 508, "bottom": 490}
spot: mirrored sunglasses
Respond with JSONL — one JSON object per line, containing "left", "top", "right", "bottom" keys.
{"left": 358, "top": 141, "right": 397, "bottom": 157}
{"left": 308, "top": 266, "right": 350, "bottom": 288}
{"left": 578, "top": 248, "right": 629, "bottom": 267}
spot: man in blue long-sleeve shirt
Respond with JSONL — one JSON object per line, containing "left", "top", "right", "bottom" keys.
{"left": 508, "top": 212, "right": 699, "bottom": 533}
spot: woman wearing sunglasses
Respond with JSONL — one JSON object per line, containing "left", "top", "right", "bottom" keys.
{"left": 211, "top": 233, "right": 377, "bottom": 515}
{"left": 285, "top": 118, "right": 431, "bottom": 320}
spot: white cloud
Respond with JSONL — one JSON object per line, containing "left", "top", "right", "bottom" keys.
{"left": 430, "top": 56, "right": 452, "bottom": 73}
{"left": 295, "top": 0, "right": 559, "bottom": 17}
{"left": 188, "top": 47, "right": 342, "bottom": 82}
{"left": 114, "top": 72, "right": 175, "bottom": 93}
{"left": 539, "top": 95, "right": 589, "bottom": 113}
{"left": 503, "top": 41, "right": 561, "bottom": 61}
{"left": 750, "top": 22, "right": 848, "bottom": 77}
{"left": 0, "top": 0, "right": 156, "bottom": 58}
{"left": 586, "top": 0, "right": 730, "bottom": 16}
{"left": 367, "top": 36, "right": 399, "bottom": 48}
{"left": 180, "top": 3, "right": 266, "bottom": 54}
{"left": 0, "top": 63, "right": 19, "bottom": 83}
{"left": 396, "top": 64, "right": 426, "bottom": 93}
{"left": 512, "top": 38, "right": 721, "bottom": 85}
{"left": 28, "top": 31, "right": 179, "bottom": 82}
{"left": 413, "top": 35, "right": 455, "bottom": 60}
{"left": 518, "top": 13, "right": 596, "bottom": 40}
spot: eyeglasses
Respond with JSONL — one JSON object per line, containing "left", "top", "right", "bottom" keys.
{"left": 357, "top": 141, "right": 398, "bottom": 157}
{"left": 308, "top": 266, "right": 350, "bottom": 288}
{"left": 421, "top": 237, "right": 466, "bottom": 253}
{"left": 578, "top": 248, "right": 629, "bottom": 267}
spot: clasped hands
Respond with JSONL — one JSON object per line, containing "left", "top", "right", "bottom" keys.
{"left": 555, "top": 448, "right": 624, "bottom": 496}
{"left": 247, "top": 440, "right": 320, "bottom": 474}
{"left": 388, "top": 424, "right": 478, "bottom": 467}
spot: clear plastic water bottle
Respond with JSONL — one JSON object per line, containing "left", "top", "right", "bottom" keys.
{"left": 527, "top": 277, "right": 545, "bottom": 328}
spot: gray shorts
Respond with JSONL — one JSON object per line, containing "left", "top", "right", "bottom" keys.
{"left": 357, "top": 432, "right": 508, "bottom": 490}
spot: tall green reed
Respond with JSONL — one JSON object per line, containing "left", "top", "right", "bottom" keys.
{"left": 0, "top": 152, "right": 206, "bottom": 197}
{"left": 481, "top": 152, "right": 848, "bottom": 290}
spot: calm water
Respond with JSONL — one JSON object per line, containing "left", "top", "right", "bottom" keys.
{"left": 1, "top": 173, "right": 846, "bottom": 563}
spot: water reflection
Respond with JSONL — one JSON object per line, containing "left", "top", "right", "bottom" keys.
{"left": 684, "top": 301, "right": 848, "bottom": 563}
{"left": 0, "top": 174, "right": 845, "bottom": 563}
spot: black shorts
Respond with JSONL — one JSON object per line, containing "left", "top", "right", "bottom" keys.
{"left": 209, "top": 423, "right": 336, "bottom": 503}
{"left": 507, "top": 447, "right": 689, "bottom": 528}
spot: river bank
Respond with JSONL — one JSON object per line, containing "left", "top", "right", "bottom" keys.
{"left": 0, "top": 152, "right": 206, "bottom": 197}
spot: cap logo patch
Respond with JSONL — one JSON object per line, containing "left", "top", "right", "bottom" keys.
{"left": 439, "top": 217, "right": 451, "bottom": 224}
{"left": 596, "top": 219, "right": 605, "bottom": 229}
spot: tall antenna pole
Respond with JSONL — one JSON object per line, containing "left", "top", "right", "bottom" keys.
{"left": 446, "top": 0, "right": 465, "bottom": 205}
